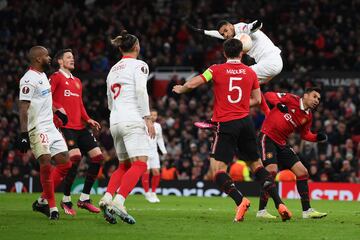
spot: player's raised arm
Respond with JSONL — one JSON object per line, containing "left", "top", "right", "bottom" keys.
{"left": 264, "top": 92, "right": 290, "bottom": 113}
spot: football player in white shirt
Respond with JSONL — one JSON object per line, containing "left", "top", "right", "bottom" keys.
{"left": 99, "top": 30, "right": 155, "bottom": 225}
{"left": 18, "top": 46, "right": 72, "bottom": 220}
{"left": 187, "top": 19, "right": 282, "bottom": 84}
{"left": 142, "top": 110, "right": 167, "bottom": 203}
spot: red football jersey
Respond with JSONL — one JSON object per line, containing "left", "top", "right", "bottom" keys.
{"left": 261, "top": 92, "right": 317, "bottom": 146}
{"left": 50, "top": 70, "right": 90, "bottom": 130}
{"left": 200, "top": 60, "right": 259, "bottom": 122}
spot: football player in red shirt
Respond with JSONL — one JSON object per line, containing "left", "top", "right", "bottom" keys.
{"left": 50, "top": 49, "right": 103, "bottom": 215}
{"left": 256, "top": 88, "right": 327, "bottom": 219}
{"left": 173, "top": 38, "right": 291, "bottom": 222}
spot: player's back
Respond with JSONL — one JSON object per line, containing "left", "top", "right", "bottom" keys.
{"left": 210, "top": 60, "right": 259, "bottom": 122}
{"left": 19, "top": 69, "right": 53, "bottom": 131}
{"left": 107, "top": 57, "right": 146, "bottom": 125}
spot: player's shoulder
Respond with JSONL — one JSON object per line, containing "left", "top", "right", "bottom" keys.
{"left": 20, "top": 70, "right": 40, "bottom": 85}
{"left": 277, "top": 92, "right": 299, "bottom": 101}
{"left": 49, "top": 71, "right": 62, "bottom": 81}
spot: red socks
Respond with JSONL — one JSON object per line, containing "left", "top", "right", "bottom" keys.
{"left": 106, "top": 162, "right": 131, "bottom": 195}
{"left": 117, "top": 161, "right": 147, "bottom": 198}
{"left": 40, "top": 164, "right": 55, "bottom": 208}
{"left": 141, "top": 172, "right": 150, "bottom": 193}
{"left": 151, "top": 175, "right": 160, "bottom": 193}
{"left": 52, "top": 161, "right": 72, "bottom": 190}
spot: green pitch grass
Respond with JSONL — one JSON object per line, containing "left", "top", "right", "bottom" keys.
{"left": 0, "top": 194, "right": 359, "bottom": 240}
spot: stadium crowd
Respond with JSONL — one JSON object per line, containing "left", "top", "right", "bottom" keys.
{"left": 0, "top": 0, "right": 359, "bottom": 183}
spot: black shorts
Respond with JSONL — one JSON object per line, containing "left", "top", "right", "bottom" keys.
{"left": 258, "top": 132, "right": 299, "bottom": 170}
{"left": 210, "top": 116, "right": 260, "bottom": 164}
{"left": 61, "top": 128, "right": 98, "bottom": 153}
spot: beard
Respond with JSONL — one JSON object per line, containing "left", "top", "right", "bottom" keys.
{"left": 41, "top": 61, "right": 51, "bottom": 70}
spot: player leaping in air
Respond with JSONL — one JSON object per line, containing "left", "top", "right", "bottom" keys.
{"left": 256, "top": 88, "right": 328, "bottom": 219}
{"left": 187, "top": 18, "right": 282, "bottom": 115}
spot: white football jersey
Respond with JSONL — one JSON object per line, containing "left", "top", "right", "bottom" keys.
{"left": 106, "top": 57, "right": 150, "bottom": 125}
{"left": 233, "top": 23, "right": 281, "bottom": 63}
{"left": 148, "top": 122, "right": 167, "bottom": 154}
{"left": 19, "top": 69, "right": 54, "bottom": 131}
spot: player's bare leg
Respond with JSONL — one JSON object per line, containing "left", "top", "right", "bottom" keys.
{"left": 291, "top": 162, "right": 327, "bottom": 219}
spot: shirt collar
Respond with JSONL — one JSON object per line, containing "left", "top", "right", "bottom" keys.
{"left": 29, "top": 66, "right": 43, "bottom": 74}
{"left": 300, "top": 98, "right": 310, "bottom": 114}
{"left": 226, "top": 59, "right": 242, "bottom": 64}
{"left": 122, "top": 55, "right": 135, "bottom": 59}
{"left": 59, "top": 69, "right": 74, "bottom": 79}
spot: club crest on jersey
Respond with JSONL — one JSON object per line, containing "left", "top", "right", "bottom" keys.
{"left": 291, "top": 109, "right": 295, "bottom": 113}
{"left": 65, "top": 81, "right": 69, "bottom": 85}
{"left": 301, "top": 118, "right": 307, "bottom": 125}
{"left": 39, "top": 80, "right": 43, "bottom": 84}
{"left": 266, "top": 152, "right": 273, "bottom": 159}
{"left": 141, "top": 66, "right": 148, "bottom": 74}
{"left": 67, "top": 140, "right": 75, "bottom": 146}
{"left": 25, "top": 79, "right": 30, "bottom": 83}
{"left": 22, "top": 86, "right": 30, "bottom": 94}
{"left": 75, "top": 82, "right": 80, "bottom": 89}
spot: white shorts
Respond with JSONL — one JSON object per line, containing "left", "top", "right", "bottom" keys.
{"left": 250, "top": 53, "right": 283, "bottom": 83}
{"left": 110, "top": 122, "right": 150, "bottom": 161}
{"left": 147, "top": 151, "right": 160, "bottom": 169}
{"left": 29, "top": 126, "right": 68, "bottom": 159}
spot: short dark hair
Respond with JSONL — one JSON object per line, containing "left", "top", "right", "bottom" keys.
{"left": 53, "top": 48, "right": 72, "bottom": 68}
{"left": 223, "top": 38, "right": 243, "bottom": 58}
{"left": 111, "top": 30, "right": 138, "bottom": 53}
{"left": 305, "top": 87, "right": 321, "bottom": 95}
{"left": 217, "top": 20, "right": 230, "bottom": 30}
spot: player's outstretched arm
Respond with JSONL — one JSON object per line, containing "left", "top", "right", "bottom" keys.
{"left": 186, "top": 21, "right": 224, "bottom": 39}
{"left": 172, "top": 75, "right": 205, "bottom": 94}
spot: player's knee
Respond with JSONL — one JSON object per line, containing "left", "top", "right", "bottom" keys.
{"left": 152, "top": 169, "right": 160, "bottom": 176}
{"left": 296, "top": 168, "right": 309, "bottom": 180}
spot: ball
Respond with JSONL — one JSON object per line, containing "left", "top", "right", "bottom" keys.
{"left": 235, "top": 33, "right": 253, "bottom": 52}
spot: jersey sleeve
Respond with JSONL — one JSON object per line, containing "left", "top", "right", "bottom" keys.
{"left": 19, "top": 79, "right": 36, "bottom": 102}
{"left": 106, "top": 76, "right": 113, "bottom": 111}
{"left": 156, "top": 124, "right": 167, "bottom": 154}
{"left": 49, "top": 73, "right": 63, "bottom": 109}
{"left": 264, "top": 92, "right": 291, "bottom": 105}
{"left": 234, "top": 22, "right": 252, "bottom": 34}
{"left": 300, "top": 115, "right": 317, "bottom": 142}
{"left": 200, "top": 65, "right": 216, "bottom": 82}
{"left": 204, "top": 30, "right": 224, "bottom": 39}
{"left": 134, "top": 61, "right": 150, "bottom": 117}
